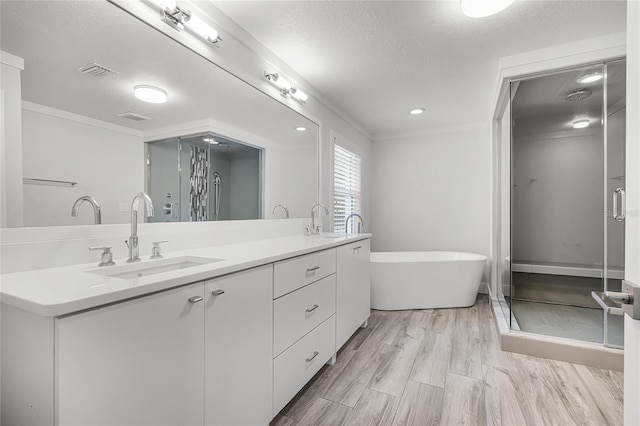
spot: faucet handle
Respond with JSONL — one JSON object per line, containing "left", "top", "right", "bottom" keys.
{"left": 89, "top": 246, "right": 115, "bottom": 267}
{"left": 150, "top": 240, "right": 168, "bottom": 259}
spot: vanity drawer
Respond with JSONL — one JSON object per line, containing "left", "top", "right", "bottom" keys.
{"left": 273, "top": 315, "right": 336, "bottom": 416}
{"left": 274, "top": 275, "right": 336, "bottom": 357}
{"left": 274, "top": 248, "right": 336, "bottom": 298}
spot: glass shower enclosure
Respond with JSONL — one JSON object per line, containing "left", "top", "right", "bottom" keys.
{"left": 497, "top": 59, "right": 626, "bottom": 348}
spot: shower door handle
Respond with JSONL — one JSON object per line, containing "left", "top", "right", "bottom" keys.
{"left": 613, "top": 188, "right": 625, "bottom": 221}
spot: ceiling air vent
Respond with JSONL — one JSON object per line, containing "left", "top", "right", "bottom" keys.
{"left": 118, "top": 112, "right": 152, "bottom": 121}
{"left": 76, "top": 62, "right": 119, "bottom": 78}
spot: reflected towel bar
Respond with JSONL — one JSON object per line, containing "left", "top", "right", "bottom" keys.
{"left": 23, "top": 178, "right": 77, "bottom": 187}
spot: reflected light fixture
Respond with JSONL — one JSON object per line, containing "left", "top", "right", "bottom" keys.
{"left": 577, "top": 72, "right": 603, "bottom": 84}
{"left": 410, "top": 108, "right": 425, "bottom": 115}
{"left": 148, "top": 0, "right": 221, "bottom": 45}
{"left": 573, "top": 119, "right": 590, "bottom": 129}
{"left": 295, "top": 126, "right": 307, "bottom": 132}
{"left": 134, "top": 85, "right": 168, "bottom": 103}
{"left": 264, "top": 71, "right": 308, "bottom": 104}
{"left": 461, "top": 0, "right": 514, "bottom": 17}
{"left": 203, "top": 137, "right": 219, "bottom": 144}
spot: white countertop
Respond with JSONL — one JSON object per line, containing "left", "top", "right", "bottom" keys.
{"left": 1, "top": 234, "right": 371, "bottom": 317}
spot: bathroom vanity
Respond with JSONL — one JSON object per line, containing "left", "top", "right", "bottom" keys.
{"left": 1, "top": 234, "right": 371, "bottom": 426}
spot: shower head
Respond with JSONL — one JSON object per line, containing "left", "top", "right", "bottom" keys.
{"left": 564, "top": 89, "right": 592, "bottom": 102}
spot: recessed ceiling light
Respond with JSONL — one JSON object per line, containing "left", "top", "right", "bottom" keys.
{"left": 461, "top": 0, "right": 514, "bottom": 18}
{"left": 573, "top": 119, "right": 590, "bottom": 129}
{"left": 134, "top": 85, "right": 168, "bottom": 104}
{"left": 410, "top": 108, "right": 425, "bottom": 115}
{"left": 577, "top": 73, "right": 603, "bottom": 84}
{"left": 295, "top": 126, "right": 307, "bottom": 132}
{"left": 203, "top": 137, "right": 218, "bottom": 144}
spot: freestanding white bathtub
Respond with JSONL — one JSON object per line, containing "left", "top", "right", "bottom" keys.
{"left": 370, "top": 251, "right": 487, "bottom": 310}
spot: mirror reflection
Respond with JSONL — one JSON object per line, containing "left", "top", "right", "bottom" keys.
{"left": 0, "top": 0, "right": 318, "bottom": 227}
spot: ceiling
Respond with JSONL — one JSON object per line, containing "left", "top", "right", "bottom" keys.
{"left": 213, "top": 0, "right": 627, "bottom": 139}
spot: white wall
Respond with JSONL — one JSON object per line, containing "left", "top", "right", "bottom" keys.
{"left": 371, "top": 126, "right": 492, "bottom": 279}
{"left": 21, "top": 104, "right": 144, "bottom": 226}
{"left": 512, "top": 130, "right": 603, "bottom": 266}
{"left": 624, "top": 1, "right": 640, "bottom": 424}
{"left": 229, "top": 152, "right": 260, "bottom": 220}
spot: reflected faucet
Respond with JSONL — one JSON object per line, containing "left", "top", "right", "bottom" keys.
{"left": 126, "top": 192, "right": 154, "bottom": 263}
{"left": 272, "top": 204, "right": 290, "bottom": 219}
{"left": 71, "top": 196, "right": 102, "bottom": 224}
{"left": 310, "top": 203, "right": 329, "bottom": 235}
{"left": 345, "top": 213, "right": 363, "bottom": 235}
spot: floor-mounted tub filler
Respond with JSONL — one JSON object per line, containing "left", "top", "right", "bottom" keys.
{"left": 370, "top": 251, "right": 486, "bottom": 310}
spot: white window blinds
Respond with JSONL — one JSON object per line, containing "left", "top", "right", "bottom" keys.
{"left": 333, "top": 144, "right": 362, "bottom": 234}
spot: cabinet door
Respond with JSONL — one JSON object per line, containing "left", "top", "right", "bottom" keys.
{"left": 204, "top": 266, "right": 273, "bottom": 426}
{"left": 56, "top": 282, "right": 205, "bottom": 426}
{"left": 336, "top": 239, "right": 371, "bottom": 349}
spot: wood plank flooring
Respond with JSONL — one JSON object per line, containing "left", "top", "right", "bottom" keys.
{"left": 271, "top": 295, "right": 624, "bottom": 426}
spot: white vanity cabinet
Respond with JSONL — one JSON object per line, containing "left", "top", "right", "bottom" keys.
{"left": 204, "top": 266, "right": 273, "bottom": 426}
{"left": 56, "top": 282, "right": 206, "bottom": 426}
{"left": 336, "top": 239, "right": 371, "bottom": 350}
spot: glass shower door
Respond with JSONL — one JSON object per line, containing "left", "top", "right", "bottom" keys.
{"left": 603, "top": 59, "right": 626, "bottom": 348}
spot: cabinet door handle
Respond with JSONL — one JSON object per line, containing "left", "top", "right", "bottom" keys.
{"left": 306, "top": 266, "right": 320, "bottom": 272}
{"left": 211, "top": 289, "right": 225, "bottom": 296}
{"left": 188, "top": 296, "right": 203, "bottom": 303}
{"left": 306, "top": 304, "right": 320, "bottom": 313}
{"left": 306, "top": 351, "right": 320, "bottom": 363}
{"left": 353, "top": 246, "right": 362, "bottom": 251}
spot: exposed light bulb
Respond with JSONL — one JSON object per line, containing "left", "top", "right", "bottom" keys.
{"left": 461, "top": 0, "right": 514, "bottom": 18}
{"left": 577, "top": 73, "right": 603, "bottom": 84}
{"left": 134, "top": 85, "right": 168, "bottom": 104}
{"left": 187, "top": 14, "right": 220, "bottom": 43}
{"left": 573, "top": 119, "right": 590, "bottom": 129}
{"left": 265, "top": 72, "right": 292, "bottom": 92}
{"left": 290, "top": 87, "right": 309, "bottom": 103}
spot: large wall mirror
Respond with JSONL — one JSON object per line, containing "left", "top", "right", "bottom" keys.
{"left": 0, "top": 0, "right": 318, "bottom": 227}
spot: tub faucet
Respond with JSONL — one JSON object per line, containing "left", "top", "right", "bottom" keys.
{"left": 71, "top": 196, "right": 102, "bottom": 224}
{"left": 126, "top": 192, "right": 154, "bottom": 263}
{"left": 345, "top": 213, "right": 363, "bottom": 235}
{"left": 310, "top": 203, "right": 329, "bottom": 235}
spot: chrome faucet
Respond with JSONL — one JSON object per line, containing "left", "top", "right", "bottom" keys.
{"left": 126, "top": 192, "right": 154, "bottom": 263}
{"left": 310, "top": 203, "right": 329, "bottom": 235}
{"left": 345, "top": 213, "right": 364, "bottom": 235}
{"left": 71, "top": 196, "right": 102, "bottom": 224}
{"left": 272, "top": 204, "right": 290, "bottom": 219}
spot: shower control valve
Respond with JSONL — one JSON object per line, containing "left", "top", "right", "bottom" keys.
{"left": 150, "top": 240, "right": 168, "bottom": 259}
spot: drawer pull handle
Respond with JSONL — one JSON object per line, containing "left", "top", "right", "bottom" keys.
{"left": 188, "top": 296, "right": 203, "bottom": 303}
{"left": 306, "top": 266, "right": 320, "bottom": 272}
{"left": 306, "top": 304, "right": 320, "bottom": 313}
{"left": 306, "top": 351, "right": 320, "bottom": 363}
{"left": 353, "top": 246, "right": 362, "bottom": 251}
{"left": 211, "top": 289, "right": 225, "bottom": 296}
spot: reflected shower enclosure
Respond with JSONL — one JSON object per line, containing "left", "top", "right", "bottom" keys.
{"left": 497, "top": 59, "right": 626, "bottom": 348}
{"left": 146, "top": 132, "right": 262, "bottom": 222}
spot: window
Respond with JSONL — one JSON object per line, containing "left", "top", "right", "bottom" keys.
{"left": 333, "top": 144, "right": 362, "bottom": 234}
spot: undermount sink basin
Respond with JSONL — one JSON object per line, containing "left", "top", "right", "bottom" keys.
{"left": 87, "top": 256, "right": 224, "bottom": 279}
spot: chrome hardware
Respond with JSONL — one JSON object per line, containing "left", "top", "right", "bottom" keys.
{"left": 162, "top": 202, "right": 179, "bottom": 219}
{"left": 127, "top": 192, "right": 154, "bottom": 263}
{"left": 188, "top": 296, "right": 203, "bottom": 303}
{"left": 306, "top": 351, "right": 320, "bottom": 363}
{"left": 345, "top": 213, "right": 363, "bottom": 235}
{"left": 89, "top": 246, "right": 115, "bottom": 267}
{"left": 310, "top": 203, "right": 329, "bottom": 235}
{"left": 604, "top": 280, "right": 640, "bottom": 320}
{"left": 71, "top": 196, "right": 102, "bottom": 224}
{"left": 306, "top": 304, "right": 319, "bottom": 313}
{"left": 272, "top": 204, "right": 290, "bottom": 219}
{"left": 304, "top": 225, "right": 311, "bottom": 236}
{"left": 306, "top": 266, "right": 320, "bottom": 273}
{"left": 150, "top": 240, "right": 168, "bottom": 259}
{"left": 211, "top": 289, "right": 225, "bottom": 296}
{"left": 613, "top": 188, "right": 626, "bottom": 221}
{"left": 353, "top": 246, "right": 362, "bottom": 251}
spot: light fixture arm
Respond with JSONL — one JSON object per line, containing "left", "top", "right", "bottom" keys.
{"left": 162, "top": 5, "right": 191, "bottom": 29}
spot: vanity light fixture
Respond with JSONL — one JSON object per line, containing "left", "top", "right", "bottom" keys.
{"left": 461, "top": 0, "right": 514, "bottom": 17}
{"left": 264, "top": 71, "right": 308, "bottom": 104}
{"left": 410, "top": 108, "right": 425, "bottom": 115}
{"left": 573, "top": 119, "right": 590, "bottom": 129}
{"left": 295, "top": 126, "right": 307, "bottom": 132}
{"left": 148, "top": 0, "right": 221, "bottom": 45}
{"left": 134, "top": 85, "right": 168, "bottom": 104}
{"left": 577, "top": 72, "right": 603, "bottom": 84}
